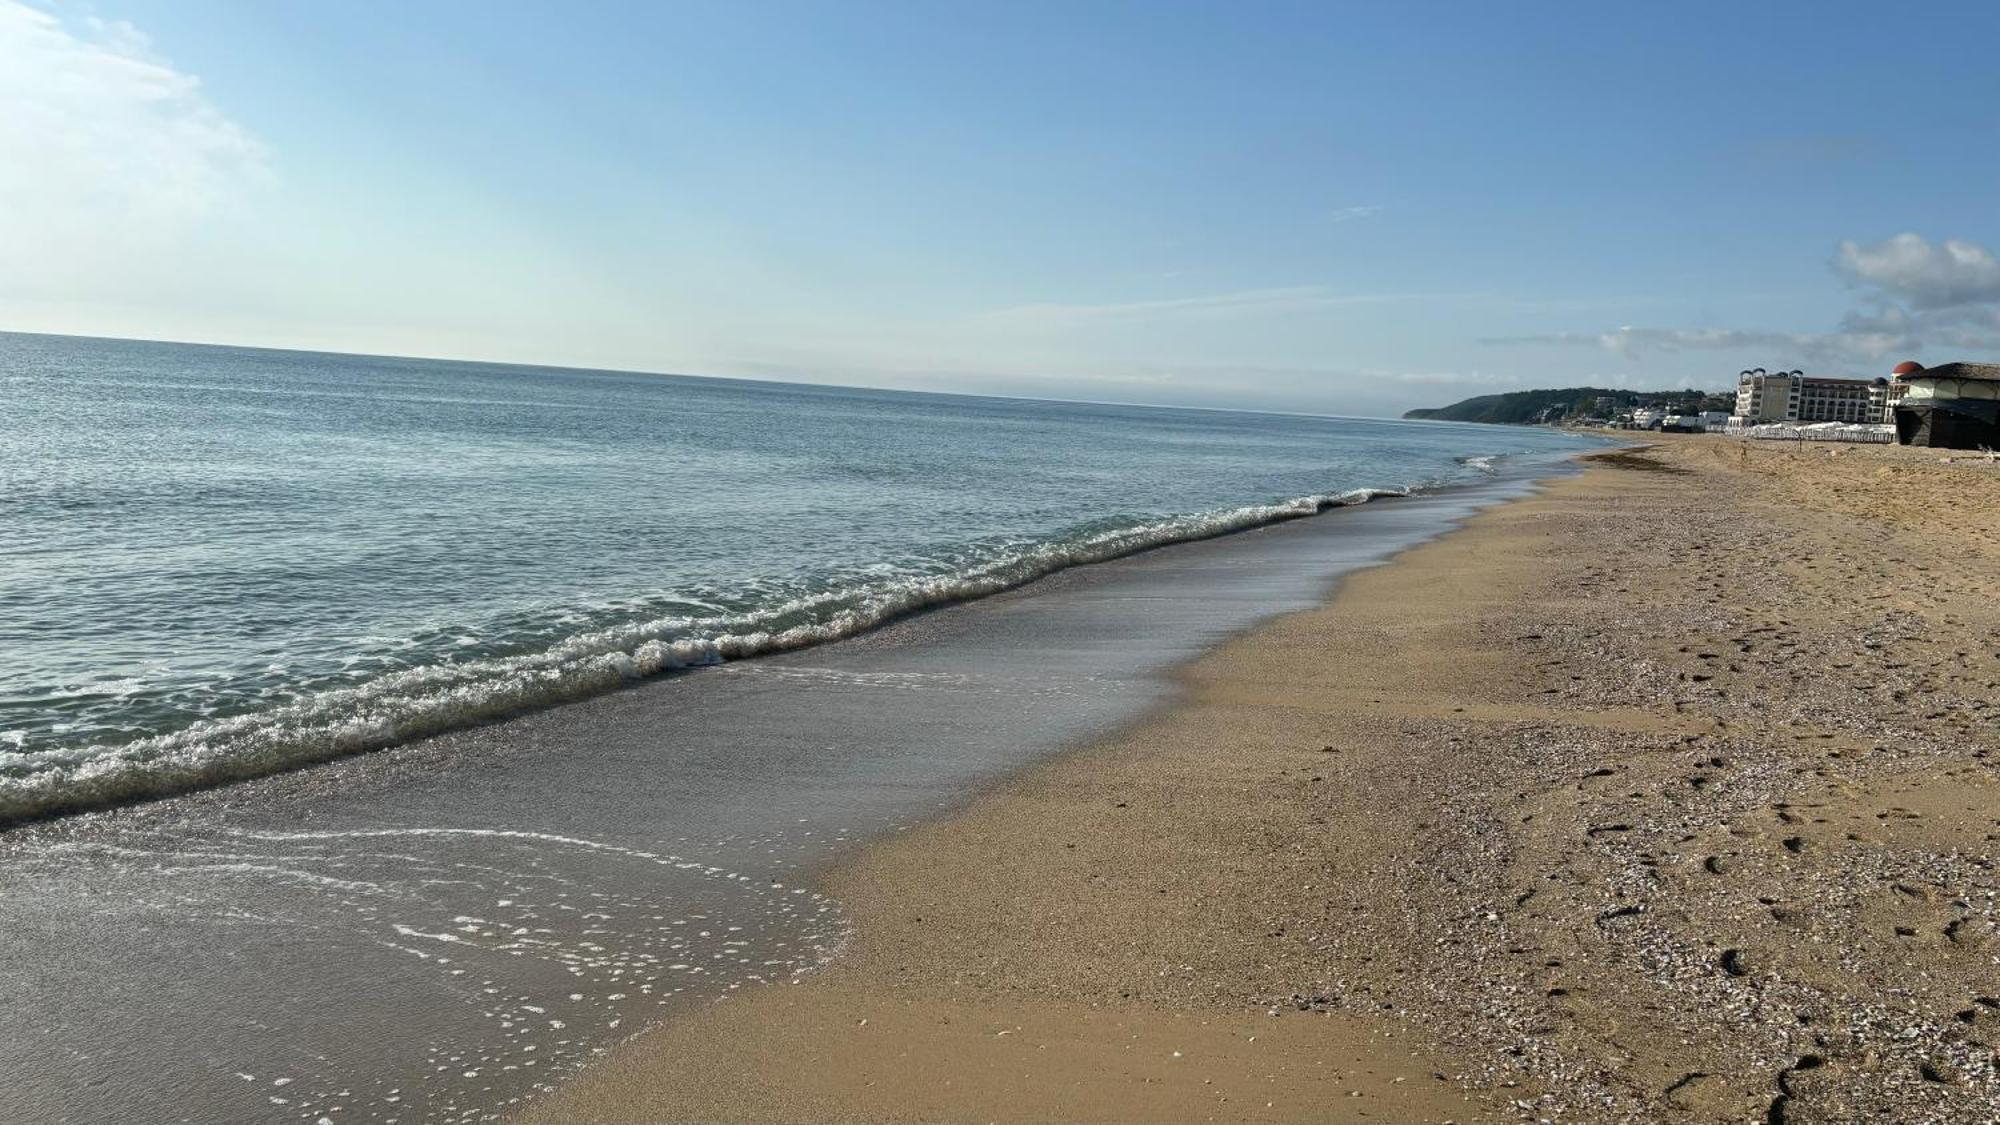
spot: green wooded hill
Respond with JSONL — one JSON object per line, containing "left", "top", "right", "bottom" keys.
{"left": 1402, "top": 387, "right": 1729, "bottom": 424}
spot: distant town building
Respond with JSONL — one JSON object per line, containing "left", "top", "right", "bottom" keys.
{"left": 1889, "top": 361, "right": 2000, "bottom": 448}
{"left": 1732, "top": 367, "right": 1886, "bottom": 425}
{"left": 1652, "top": 410, "right": 1733, "bottom": 433}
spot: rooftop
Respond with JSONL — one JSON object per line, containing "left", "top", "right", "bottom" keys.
{"left": 1909, "top": 362, "right": 2000, "bottom": 383}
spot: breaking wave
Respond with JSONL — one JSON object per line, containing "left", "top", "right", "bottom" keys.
{"left": 0, "top": 486, "right": 1418, "bottom": 825}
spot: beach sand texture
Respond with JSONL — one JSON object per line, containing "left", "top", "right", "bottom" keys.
{"left": 521, "top": 438, "right": 2000, "bottom": 1124}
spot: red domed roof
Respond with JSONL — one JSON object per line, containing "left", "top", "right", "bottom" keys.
{"left": 1892, "top": 360, "right": 1924, "bottom": 376}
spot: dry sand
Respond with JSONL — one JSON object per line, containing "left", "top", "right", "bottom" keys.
{"left": 520, "top": 437, "right": 2000, "bottom": 1124}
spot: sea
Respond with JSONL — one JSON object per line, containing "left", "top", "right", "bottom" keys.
{"left": 0, "top": 332, "right": 1596, "bottom": 1123}
{"left": 1, "top": 332, "right": 1584, "bottom": 824}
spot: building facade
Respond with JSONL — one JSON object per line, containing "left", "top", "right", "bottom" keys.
{"left": 1733, "top": 368, "right": 1888, "bottom": 425}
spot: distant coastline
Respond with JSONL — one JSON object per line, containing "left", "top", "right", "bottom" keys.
{"left": 1405, "top": 384, "right": 1732, "bottom": 424}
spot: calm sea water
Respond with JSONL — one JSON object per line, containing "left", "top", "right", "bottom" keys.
{"left": 0, "top": 332, "right": 1586, "bottom": 822}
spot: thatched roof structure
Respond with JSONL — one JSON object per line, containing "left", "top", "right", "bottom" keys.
{"left": 1907, "top": 362, "right": 2000, "bottom": 383}
{"left": 1894, "top": 361, "right": 2000, "bottom": 447}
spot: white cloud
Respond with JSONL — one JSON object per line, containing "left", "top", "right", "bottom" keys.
{"left": 0, "top": 1, "right": 265, "bottom": 292}
{"left": 1326, "top": 204, "right": 1383, "bottom": 224}
{"left": 1836, "top": 233, "right": 2000, "bottom": 310}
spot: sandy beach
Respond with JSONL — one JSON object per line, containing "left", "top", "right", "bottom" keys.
{"left": 520, "top": 436, "right": 2000, "bottom": 1125}
{"left": 16, "top": 8, "right": 2000, "bottom": 1122}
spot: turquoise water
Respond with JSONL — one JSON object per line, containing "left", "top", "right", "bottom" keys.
{"left": 0, "top": 332, "right": 1589, "bottom": 820}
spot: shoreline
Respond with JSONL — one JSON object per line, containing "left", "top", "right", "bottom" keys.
{"left": 520, "top": 437, "right": 2000, "bottom": 1124}
{"left": 0, "top": 446, "right": 1583, "bottom": 1124}
{"left": 0, "top": 465, "right": 1532, "bottom": 830}
{"left": 514, "top": 455, "right": 1594, "bottom": 1125}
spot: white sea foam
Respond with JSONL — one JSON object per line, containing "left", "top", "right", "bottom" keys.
{"left": 0, "top": 486, "right": 1417, "bottom": 824}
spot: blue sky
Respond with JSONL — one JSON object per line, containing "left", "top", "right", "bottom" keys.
{"left": 4, "top": 0, "right": 1999, "bottom": 415}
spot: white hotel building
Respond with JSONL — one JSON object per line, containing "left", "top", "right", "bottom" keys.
{"left": 1732, "top": 368, "right": 1889, "bottom": 425}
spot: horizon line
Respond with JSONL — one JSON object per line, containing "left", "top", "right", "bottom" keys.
{"left": 0, "top": 326, "right": 1470, "bottom": 427}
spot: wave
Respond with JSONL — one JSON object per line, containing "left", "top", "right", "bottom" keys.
{"left": 0, "top": 484, "right": 1418, "bottom": 826}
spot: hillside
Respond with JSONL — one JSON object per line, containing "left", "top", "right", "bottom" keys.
{"left": 1403, "top": 386, "right": 1730, "bottom": 425}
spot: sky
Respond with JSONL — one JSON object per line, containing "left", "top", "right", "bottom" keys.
{"left": 4, "top": 0, "right": 2000, "bottom": 417}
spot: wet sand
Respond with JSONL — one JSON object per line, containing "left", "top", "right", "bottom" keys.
{"left": 523, "top": 438, "right": 2000, "bottom": 1124}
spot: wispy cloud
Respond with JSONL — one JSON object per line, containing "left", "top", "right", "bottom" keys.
{"left": 1372, "top": 369, "right": 1518, "bottom": 387}
{"left": 1483, "top": 233, "right": 2000, "bottom": 368}
{"left": 0, "top": 1, "right": 266, "bottom": 287}
{"left": 980, "top": 285, "right": 1422, "bottom": 326}
{"left": 1326, "top": 204, "right": 1384, "bottom": 224}
{"left": 1485, "top": 326, "right": 1808, "bottom": 354}
{"left": 1732, "top": 134, "right": 1879, "bottom": 169}
{"left": 1482, "top": 325, "right": 1911, "bottom": 364}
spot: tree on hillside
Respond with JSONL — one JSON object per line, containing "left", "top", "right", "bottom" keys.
{"left": 1403, "top": 385, "right": 1735, "bottom": 424}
